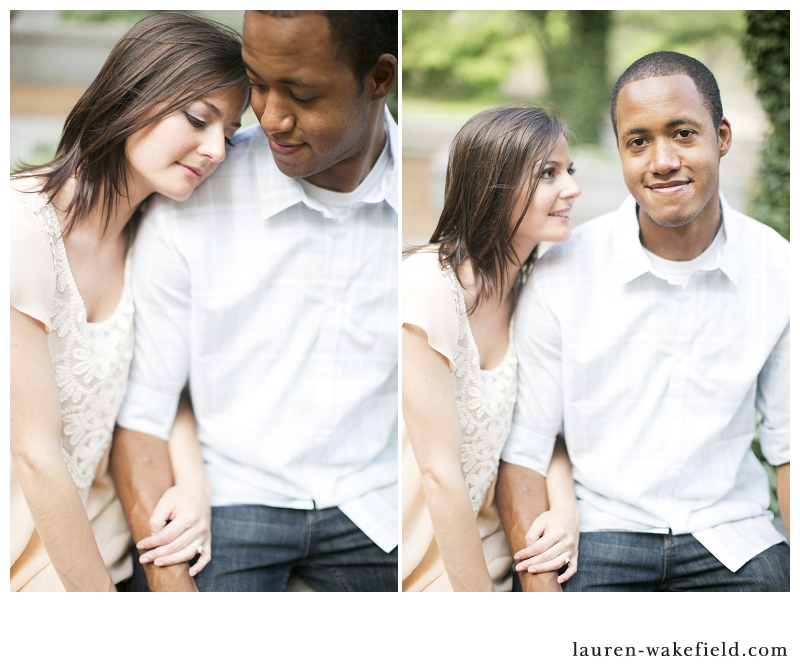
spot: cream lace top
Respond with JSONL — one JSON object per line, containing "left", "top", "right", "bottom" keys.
{"left": 10, "top": 182, "right": 134, "bottom": 489}
{"left": 404, "top": 249, "right": 517, "bottom": 513}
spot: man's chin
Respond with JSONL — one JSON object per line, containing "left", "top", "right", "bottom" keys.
{"left": 639, "top": 201, "right": 697, "bottom": 229}
{"left": 270, "top": 153, "right": 317, "bottom": 181}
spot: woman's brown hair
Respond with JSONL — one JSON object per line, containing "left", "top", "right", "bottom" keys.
{"left": 428, "top": 104, "right": 567, "bottom": 311}
{"left": 12, "top": 12, "right": 249, "bottom": 236}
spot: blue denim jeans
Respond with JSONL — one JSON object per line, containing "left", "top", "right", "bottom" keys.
{"left": 561, "top": 531, "right": 789, "bottom": 592}
{"left": 190, "top": 505, "right": 397, "bottom": 592}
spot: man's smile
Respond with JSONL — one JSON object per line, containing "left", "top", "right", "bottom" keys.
{"left": 268, "top": 136, "right": 307, "bottom": 156}
{"left": 646, "top": 180, "right": 691, "bottom": 194}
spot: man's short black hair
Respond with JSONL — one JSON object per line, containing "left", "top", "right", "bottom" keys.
{"left": 610, "top": 51, "right": 723, "bottom": 138}
{"left": 257, "top": 11, "right": 397, "bottom": 85}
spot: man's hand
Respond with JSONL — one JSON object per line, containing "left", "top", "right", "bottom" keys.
{"left": 111, "top": 426, "right": 198, "bottom": 591}
{"left": 496, "top": 460, "right": 562, "bottom": 592}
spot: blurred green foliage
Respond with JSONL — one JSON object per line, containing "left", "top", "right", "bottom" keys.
{"left": 404, "top": 10, "right": 748, "bottom": 146}
{"left": 609, "top": 10, "right": 742, "bottom": 76}
{"left": 742, "top": 10, "right": 790, "bottom": 240}
{"left": 402, "top": 11, "right": 531, "bottom": 99}
{"left": 525, "top": 11, "right": 610, "bottom": 144}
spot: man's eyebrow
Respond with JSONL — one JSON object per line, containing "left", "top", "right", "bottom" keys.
{"left": 624, "top": 118, "right": 701, "bottom": 136}
{"left": 665, "top": 117, "right": 700, "bottom": 128}
{"left": 623, "top": 127, "right": 648, "bottom": 136}
{"left": 243, "top": 60, "right": 316, "bottom": 88}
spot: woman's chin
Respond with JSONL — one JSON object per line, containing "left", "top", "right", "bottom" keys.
{"left": 159, "top": 187, "right": 195, "bottom": 203}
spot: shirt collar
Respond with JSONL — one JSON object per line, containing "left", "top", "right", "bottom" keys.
{"left": 716, "top": 192, "right": 740, "bottom": 285}
{"left": 255, "top": 106, "right": 398, "bottom": 221}
{"left": 613, "top": 192, "right": 739, "bottom": 286}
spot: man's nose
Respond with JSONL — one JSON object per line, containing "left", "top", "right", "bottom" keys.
{"left": 257, "top": 91, "right": 295, "bottom": 135}
{"left": 650, "top": 138, "right": 680, "bottom": 174}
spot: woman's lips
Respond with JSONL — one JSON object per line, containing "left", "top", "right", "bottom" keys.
{"left": 548, "top": 208, "right": 571, "bottom": 222}
{"left": 177, "top": 163, "right": 202, "bottom": 180}
{"left": 268, "top": 137, "right": 306, "bottom": 156}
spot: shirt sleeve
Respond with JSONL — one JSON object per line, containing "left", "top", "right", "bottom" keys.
{"left": 9, "top": 187, "right": 55, "bottom": 332}
{"left": 401, "top": 253, "right": 459, "bottom": 371}
{"left": 116, "top": 200, "right": 191, "bottom": 441}
{"left": 501, "top": 269, "right": 563, "bottom": 477}
{"left": 756, "top": 321, "right": 789, "bottom": 466}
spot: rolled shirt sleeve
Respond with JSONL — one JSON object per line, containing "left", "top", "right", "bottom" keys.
{"left": 756, "top": 322, "right": 789, "bottom": 466}
{"left": 501, "top": 263, "right": 563, "bottom": 476}
{"left": 116, "top": 199, "right": 190, "bottom": 440}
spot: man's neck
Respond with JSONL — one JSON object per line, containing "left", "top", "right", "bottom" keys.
{"left": 303, "top": 110, "right": 387, "bottom": 193}
{"left": 637, "top": 194, "right": 722, "bottom": 261}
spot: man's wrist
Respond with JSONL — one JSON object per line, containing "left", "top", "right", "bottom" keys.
{"left": 143, "top": 561, "right": 198, "bottom": 592}
{"left": 520, "top": 569, "right": 562, "bottom": 592}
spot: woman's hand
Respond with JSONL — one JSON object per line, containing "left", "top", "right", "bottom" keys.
{"left": 136, "top": 483, "right": 211, "bottom": 577}
{"left": 513, "top": 508, "right": 579, "bottom": 584}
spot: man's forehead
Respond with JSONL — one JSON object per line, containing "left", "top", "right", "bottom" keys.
{"left": 617, "top": 75, "right": 708, "bottom": 123}
{"left": 242, "top": 11, "right": 350, "bottom": 79}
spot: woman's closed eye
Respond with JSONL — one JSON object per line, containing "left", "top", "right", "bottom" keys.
{"left": 183, "top": 111, "right": 206, "bottom": 128}
{"left": 184, "top": 112, "right": 233, "bottom": 146}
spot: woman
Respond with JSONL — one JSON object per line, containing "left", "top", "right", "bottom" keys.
{"left": 10, "top": 13, "right": 249, "bottom": 591}
{"left": 402, "top": 105, "right": 581, "bottom": 591}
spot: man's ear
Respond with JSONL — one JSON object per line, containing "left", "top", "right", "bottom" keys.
{"left": 718, "top": 116, "right": 732, "bottom": 158}
{"left": 367, "top": 54, "right": 397, "bottom": 101}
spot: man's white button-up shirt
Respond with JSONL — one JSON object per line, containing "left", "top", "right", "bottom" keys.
{"left": 117, "top": 109, "right": 398, "bottom": 552}
{"left": 502, "top": 195, "right": 789, "bottom": 571}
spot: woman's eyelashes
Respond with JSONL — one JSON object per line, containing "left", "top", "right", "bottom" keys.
{"left": 183, "top": 111, "right": 205, "bottom": 128}
{"left": 540, "top": 165, "right": 576, "bottom": 179}
{"left": 183, "top": 111, "right": 233, "bottom": 147}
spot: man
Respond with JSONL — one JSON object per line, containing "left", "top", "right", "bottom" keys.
{"left": 112, "top": 10, "right": 398, "bottom": 591}
{"left": 498, "top": 52, "right": 789, "bottom": 592}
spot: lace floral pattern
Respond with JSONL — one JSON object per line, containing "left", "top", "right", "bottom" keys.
{"left": 34, "top": 199, "right": 134, "bottom": 490}
{"left": 443, "top": 267, "right": 517, "bottom": 513}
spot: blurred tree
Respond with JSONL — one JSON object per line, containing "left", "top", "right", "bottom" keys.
{"left": 526, "top": 10, "right": 610, "bottom": 144}
{"left": 402, "top": 11, "right": 529, "bottom": 98}
{"left": 742, "top": 10, "right": 789, "bottom": 240}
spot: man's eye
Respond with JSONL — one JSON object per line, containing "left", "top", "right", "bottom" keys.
{"left": 677, "top": 130, "right": 694, "bottom": 138}
{"left": 225, "top": 137, "right": 234, "bottom": 147}
{"left": 629, "top": 138, "right": 646, "bottom": 147}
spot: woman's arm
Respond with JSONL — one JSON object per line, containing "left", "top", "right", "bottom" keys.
{"left": 135, "top": 389, "right": 211, "bottom": 577}
{"left": 512, "top": 436, "right": 580, "bottom": 583}
{"left": 10, "top": 307, "right": 116, "bottom": 591}
{"left": 403, "top": 323, "right": 493, "bottom": 592}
